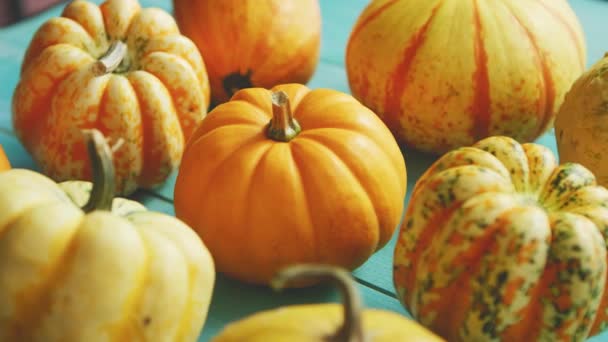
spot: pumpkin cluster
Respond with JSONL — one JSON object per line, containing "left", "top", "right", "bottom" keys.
{"left": 3, "top": 0, "right": 608, "bottom": 340}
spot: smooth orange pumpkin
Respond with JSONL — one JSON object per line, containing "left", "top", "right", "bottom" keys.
{"left": 174, "top": 84, "right": 407, "bottom": 285}
{"left": 346, "top": 0, "right": 586, "bottom": 154}
{"left": 173, "top": 0, "right": 321, "bottom": 104}
{"left": 0, "top": 146, "right": 10, "bottom": 171}
{"left": 12, "top": 0, "right": 210, "bottom": 195}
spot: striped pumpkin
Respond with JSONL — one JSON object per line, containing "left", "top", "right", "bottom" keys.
{"left": 346, "top": 0, "right": 586, "bottom": 154}
{"left": 12, "top": 0, "right": 210, "bottom": 195}
{"left": 393, "top": 136, "right": 608, "bottom": 341}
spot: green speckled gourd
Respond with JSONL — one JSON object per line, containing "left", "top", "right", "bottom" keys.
{"left": 393, "top": 135, "right": 608, "bottom": 341}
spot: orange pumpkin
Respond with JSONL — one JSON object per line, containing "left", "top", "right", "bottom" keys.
{"left": 12, "top": 0, "right": 210, "bottom": 195}
{"left": 0, "top": 146, "right": 10, "bottom": 171}
{"left": 173, "top": 0, "right": 321, "bottom": 104}
{"left": 174, "top": 84, "right": 407, "bottom": 285}
{"left": 346, "top": 0, "right": 586, "bottom": 154}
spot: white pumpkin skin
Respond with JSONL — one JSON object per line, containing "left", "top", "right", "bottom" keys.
{"left": 0, "top": 169, "right": 215, "bottom": 342}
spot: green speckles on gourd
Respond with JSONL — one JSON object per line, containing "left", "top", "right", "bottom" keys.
{"left": 541, "top": 163, "right": 597, "bottom": 210}
{"left": 540, "top": 212, "right": 607, "bottom": 340}
{"left": 473, "top": 136, "right": 530, "bottom": 193}
{"left": 594, "top": 64, "right": 608, "bottom": 78}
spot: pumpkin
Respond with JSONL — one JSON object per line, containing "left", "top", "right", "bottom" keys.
{"left": 555, "top": 53, "right": 608, "bottom": 187}
{"left": 173, "top": 0, "right": 321, "bottom": 104}
{"left": 0, "top": 145, "right": 10, "bottom": 171}
{"left": 12, "top": 0, "right": 210, "bottom": 195}
{"left": 174, "top": 83, "right": 407, "bottom": 285}
{"left": 212, "top": 264, "right": 445, "bottom": 341}
{"left": 392, "top": 135, "right": 608, "bottom": 341}
{"left": 345, "top": 0, "right": 586, "bottom": 154}
{"left": 0, "top": 129, "right": 215, "bottom": 341}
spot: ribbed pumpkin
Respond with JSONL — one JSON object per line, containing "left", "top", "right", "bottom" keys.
{"left": 174, "top": 83, "right": 407, "bottom": 285}
{"left": 212, "top": 265, "right": 445, "bottom": 341}
{"left": 0, "top": 129, "right": 215, "bottom": 341}
{"left": 0, "top": 145, "right": 9, "bottom": 171}
{"left": 346, "top": 0, "right": 586, "bottom": 154}
{"left": 173, "top": 0, "right": 321, "bottom": 104}
{"left": 393, "top": 136, "right": 608, "bottom": 341}
{"left": 12, "top": 0, "right": 210, "bottom": 195}
{"left": 556, "top": 53, "right": 608, "bottom": 187}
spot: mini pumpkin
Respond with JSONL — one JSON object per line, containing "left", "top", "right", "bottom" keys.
{"left": 174, "top": 84, "right": 407, "bottom": 285}
{"left": 173, "top": 0, "right": 321, "bottom": 104}
{"left": 346, "top": 0, "right": 586, "bottom": 154}
{"left": 12, "top": 0, "right": 210, "bottom": 195}
{"left": 0, "top": 129, "right": 215, "bottom": 342}
{"left": 556, "top": 53, "right": 608, "bottom": 187}
{"left": 393, "top": 136, "right": 608, "bottom": 341}
{"left": 212, "top": 264, "right": 445, "bottom": 341}
{"left": 0, "top": 145, "right": 10, "bottom": 171}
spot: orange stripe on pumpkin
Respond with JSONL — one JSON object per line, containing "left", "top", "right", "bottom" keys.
{"left": 346, "top": 0, "right": 400, "bottom": 102}
{"left": 418, "top": 216, "right": 514, "bottom": 340}
{"left": 505, "top": 6, "right": 555, "bottom": 139}
{"left": 536, "top": 0, "right": 586, "bottom": 70}
{"left": 470, "top": 0, "right": 491, "bottom": 141}
{"left": 395, "top": 200, "right": 459, "bottom": 310}
{"left": 501, "top": 267, "right": 546, "bottom": 341}
{"left": 384, "top": 2, "right": 442, "bottom": 136}
{"left": 347, "top": 0, "right": 400, "bottom": 53}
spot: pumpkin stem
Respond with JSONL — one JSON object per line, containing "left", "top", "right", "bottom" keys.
{"left": 267, "top": 91, "right": 302, "bottom": 142}
{"left": 271, "top": 265, "right": 365, "bottom": 342}
{"left": 95, "top": 40, "right": 128, "bottom": 75}
{"left": 81, "top": 129, "right": 116, "bottom": 213}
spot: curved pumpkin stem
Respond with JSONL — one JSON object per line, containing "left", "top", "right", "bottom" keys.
{"left": 271, "top": 265, "right": 365, "bottom": 342}
{"left": 95, "top": 40, "right": 128, "bottom": 75}
{"left": 267, "top": 91, "right": 302, "bottom": 142}
{"left": 81, "top": 129, "right": 116, "bottom": 213}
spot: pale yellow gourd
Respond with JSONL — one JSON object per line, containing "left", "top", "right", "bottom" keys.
{"left": 556, "top": 53, "right": 608, "bottom": 187}
{"left": 0, "top": 129, "right": 215, "bottom": 342}
{"left": 212, "top": 265, "right": 445, "bottom": 341}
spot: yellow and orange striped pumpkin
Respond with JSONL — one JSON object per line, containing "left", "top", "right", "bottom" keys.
{"left": 346, "top": 0, "right": 586, "bottom": 154}
{"left": 12, "top": 0, "right": 210, "bottom": 195}
{"left": 393, "top": 136, "right": 608, "bottom": 341}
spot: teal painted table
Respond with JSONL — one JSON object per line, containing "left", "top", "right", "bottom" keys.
{"left": 0, "top": 0, "right": 607, "bottom": 341}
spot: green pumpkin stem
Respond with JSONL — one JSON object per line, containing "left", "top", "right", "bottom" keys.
{"left": 271, "top": 265, "right": 365, "bottom": 342}
{"left": 267, "top": 91, "right": 302, "bottom": 142}
{"left": 95, "top": 40, "right": 128, "bottom": 75}
{"left": 81, "top": 129, "right": 116, "bottom": 213}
